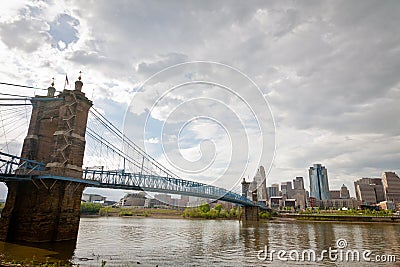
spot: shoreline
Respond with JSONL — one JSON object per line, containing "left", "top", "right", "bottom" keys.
{"left": 81, "top": 209, "right": 184, "bottom": 219}
{"left": 81, "top": 208, "right": 400, "bottom": 224}
{"left": 275, "top": 214, "right": 400, "bottom": 224}
{"left": 81, "top": 206, "right": 242, "bottom": 220}
{"left": 81, "top": 213, "right": 238, "bottom": 220}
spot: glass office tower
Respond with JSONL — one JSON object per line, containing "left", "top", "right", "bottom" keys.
{"left": 309, "top": 164, "right": 330, "bottom": 200}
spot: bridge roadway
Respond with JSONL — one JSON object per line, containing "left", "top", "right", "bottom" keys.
{"left": 0, "top": 152, "right": 258, "bottom": 207}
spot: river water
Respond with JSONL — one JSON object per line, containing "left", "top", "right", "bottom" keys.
{"left": 1, "top": 217, "right": 400, "bottom": 266}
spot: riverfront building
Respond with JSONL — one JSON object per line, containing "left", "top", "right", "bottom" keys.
{"left": 382, "top": 172, "right": 400, "bottom": 203}
{"left": 329, "top": 186, "right": 350, "bottom": 199}
{"left": 280, "top": 181, "right": 292, "bottom": 198}
{"left": 293, "top": 177, "right": 305, "bottom": 190}
{"left": 270, "top": 196, "right": 283, "bottom": 208}
{"left": 319, "top": 198, "right": 361, "bottom": 209}
{"left": 354, "top": 177, "right": 385, "bottom": 205}
{"left": 340, "top": 184, "right": 350, "bottom": 199}
{"left": 309, "top": 164, "right": 330, "bottom": 200}
{"left": 118, "top": 192, "right": 147, "bottom": 207}
{"left": 378, "top": 200, "right": 395, "bottom": 211}
{"left": 311, "top": 184, "right": 357, "bottom": 209}
{"left": 268, "top": 178, "right": 307, "bottom": 209}
{"left": 354, "top": 173, "right": 400, "bottom": 207}
{"left": 82, "top": 193, "right": 106, "bottom": 203}
{"left": 291, "top": 177, "right": 307, "bottom": 209}
{"left": 329, "top": 190, "right": 340, "bottom": 199}
{"left": 267, "top": 184, "right": 279, "bottom": 199}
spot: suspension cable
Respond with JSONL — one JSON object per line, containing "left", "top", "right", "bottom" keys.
{"left": 0, "top": 82, "right": 48, "bottom": 91}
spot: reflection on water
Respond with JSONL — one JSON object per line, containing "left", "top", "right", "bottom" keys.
{"left": 0, "top": 217, "right": 400, "bottom": 266}
{"left": 0, "top": 239, "right": 75, "bottom": 264}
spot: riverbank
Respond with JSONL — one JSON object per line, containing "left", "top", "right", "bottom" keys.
{"left": 277, "top": 213, "right": 400, "bottom": 223}
{"left": 81, "top": 207, "right": 242, "bottom": 220}
{"left": 82, "top": 206, "right": 400, "bottom": 223}
{"left": 80, "top": 202, "right": 243, "bottom": 220}
{"left": 82, "top": 207, "right": 184, "bottom": 219}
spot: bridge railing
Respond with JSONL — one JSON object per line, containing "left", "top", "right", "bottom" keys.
{"left": 0, "top": 152, "right": 45, "bottom": 176}
{"left": 83, "top": 168, "right": 255, "bottom": 206}
{"left": 0, "top": 151, "right": 257, "bottom": 206}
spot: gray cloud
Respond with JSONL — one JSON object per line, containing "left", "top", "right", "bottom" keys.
{"left": 137, "top": 53, "right": 188, "bottom": 75}
{"left": 0, "top": 16, "right": 50, "bottom": 52}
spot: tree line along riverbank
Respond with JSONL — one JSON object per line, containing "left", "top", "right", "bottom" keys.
{"left": 80, "top": 202, "right": 273, "bottom": 220}
{"left": 80, "top": 202, "right": 182, "bottom": 218}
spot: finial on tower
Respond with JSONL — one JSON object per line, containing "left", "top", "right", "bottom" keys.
{"left": 75, "top": 71, "right": 83, "bottom": 91}
{"left": 47, "top": 77, "right": 56, "bottom": 97}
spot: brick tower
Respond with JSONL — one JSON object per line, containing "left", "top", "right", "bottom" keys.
{"left": 0, "top": 74, "right": 92, "bottom": 242}
{"left": 240, "top": 178, "right": 259, "bottom": 221}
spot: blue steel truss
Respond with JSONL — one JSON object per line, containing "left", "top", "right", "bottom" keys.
{"left": 0, "top": 152, "right": 45, "bottom": 178}
{"left": 82, "top": 169, "right": 256, "bottom": 206}
{"left": 0, "top": 152, "right": 257, "bottom": 207}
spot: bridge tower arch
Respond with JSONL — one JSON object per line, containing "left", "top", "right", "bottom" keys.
{"left": 0, "top": 76, "right": 92, "bottom": 242}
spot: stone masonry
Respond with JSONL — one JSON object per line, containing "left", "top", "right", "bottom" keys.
{"left": 0, "top": 78, "right": 92, "bottom": 242}
{"left": 240, "top": 178, "right": 260, "bottom": 221}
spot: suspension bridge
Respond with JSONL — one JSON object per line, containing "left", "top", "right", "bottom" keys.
{"left": 0, "top": 77, "right": 261, "bottom": 242}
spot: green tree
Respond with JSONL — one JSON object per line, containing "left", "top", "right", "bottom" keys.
{"left": 198, "top": 202, "right": 211, "bottom": 213}
{"left": 229, "top": 207, "right": 238, "bottom": 218}
{"left": 215, "top": 204, "right": 223, "bottom": 215}
{"left": 80, "top": 202, "right": 102, "bottom": 214}
{"left": 259, "top": 211, "right": 271, "bottom": 219}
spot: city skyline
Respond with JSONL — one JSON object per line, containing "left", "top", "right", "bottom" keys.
{"left": 264, "top": 163, "right": 399, "bottom": 200}
{"left": 268, "top": 164, "right": 400, "bottom": 201}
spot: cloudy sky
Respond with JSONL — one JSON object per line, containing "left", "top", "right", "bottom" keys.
{"left": 0, "top": 0, "right": 399, "bottom": 200}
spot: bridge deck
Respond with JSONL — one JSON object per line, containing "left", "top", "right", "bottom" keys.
{"left": 0, "top": 152, "right": 259, "bottom": 207}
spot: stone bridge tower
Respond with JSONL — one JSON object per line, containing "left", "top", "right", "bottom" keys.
{"left": 0, "top": 75, "right": 92, "bottom": 242}
{"left": 241, "top": 178, "right": 259, "bottom": 221}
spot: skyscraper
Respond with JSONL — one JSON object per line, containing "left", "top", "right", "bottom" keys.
{"left": 281, "top": 181, "right": 292, "bottom": 197}
{"left": 293, "top": 177, "right": 305, "bottom": 190}
{"left": 291, "top": 177, "right": 307, "bottom": 209}
{"left": 267, "top": 183, "right": 280, "bottom": 208}
{"left": 382, "top": 172, "right": 400, "bottom": 203}
{"left": 253, "top": 166, "right": 268, "bottom": 202}
{"left": 267, "top": 184, "right": 279, "bottom": 199}
{"left": 309, "top": 164, "right": 330, "bottom": 200}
